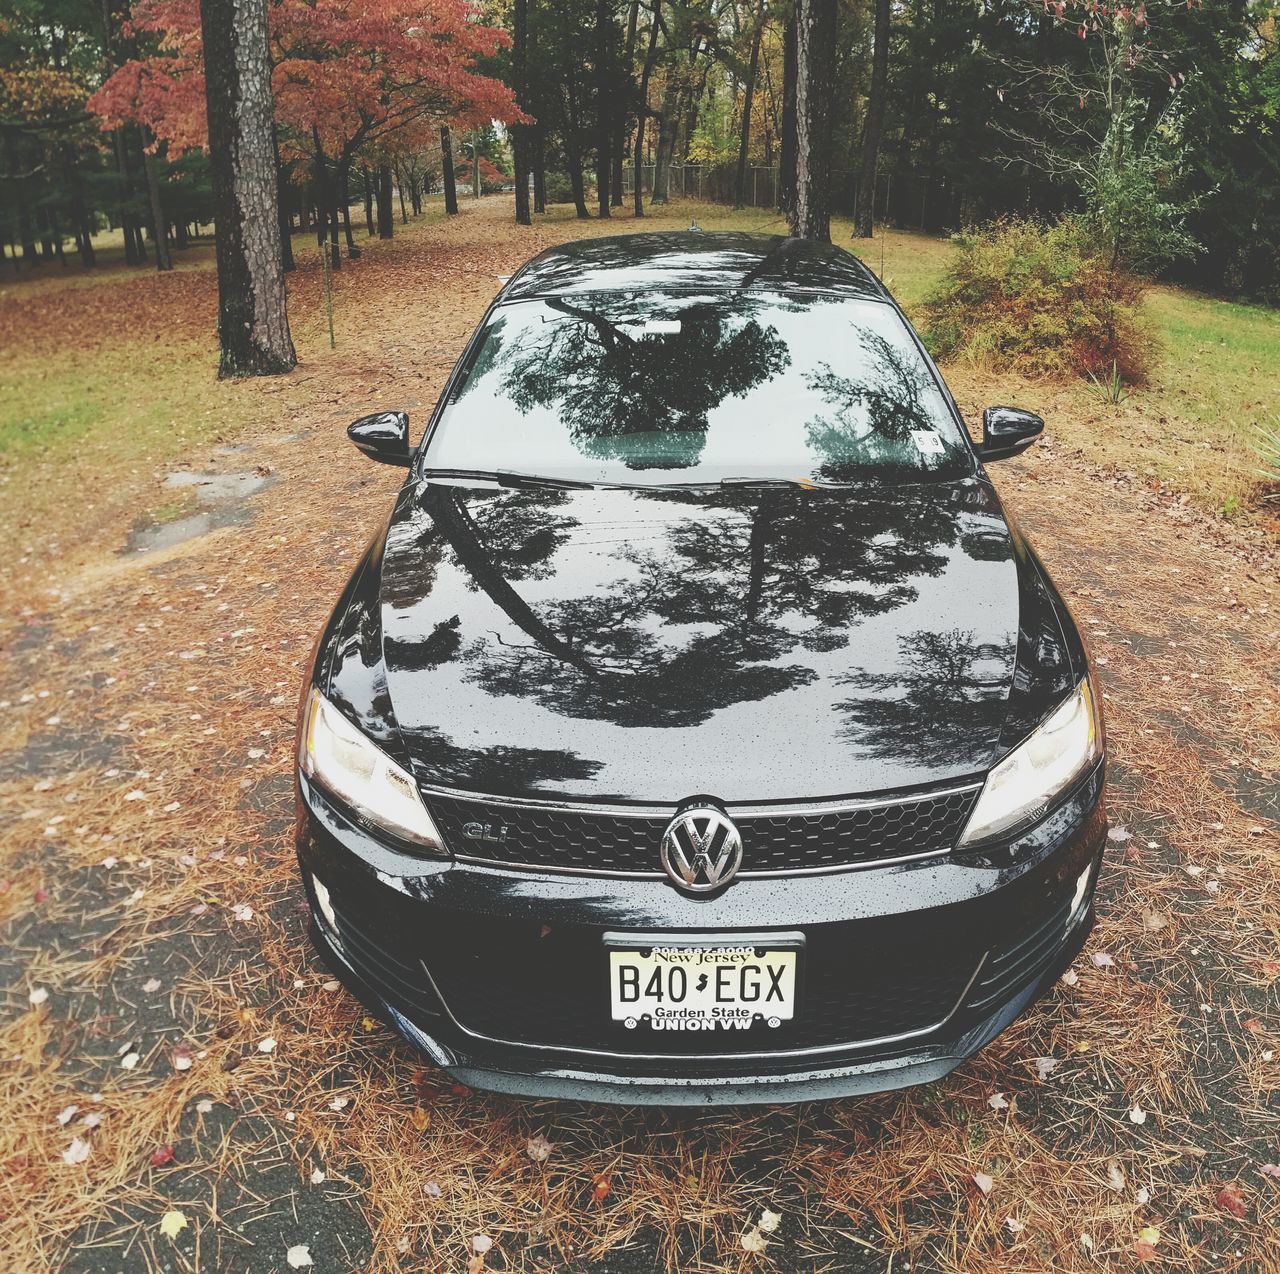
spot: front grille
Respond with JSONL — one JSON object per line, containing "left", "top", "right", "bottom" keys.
{"left": 426, "top": 786, "right": 980, "bottom": 876}
{"left": 419, "top": 918, "right": 981, "bottom": 1057}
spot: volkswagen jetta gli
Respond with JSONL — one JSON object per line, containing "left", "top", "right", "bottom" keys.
{"left": 295, "top": 232, "right": 1107, "bottom": 1104}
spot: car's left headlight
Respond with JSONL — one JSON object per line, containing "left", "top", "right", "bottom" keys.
{"left": 957, "top": 677, "right": 1101, "bottom": 847}
{"left": 299, "top": 688, "right": 445, "bottom": 854}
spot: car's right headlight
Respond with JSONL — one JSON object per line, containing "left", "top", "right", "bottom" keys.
{"left": 957, "top": 677, "right": 1101, "bottom": 847}
{"left": 299, "top": 688, "right": 445, "bottom": 854}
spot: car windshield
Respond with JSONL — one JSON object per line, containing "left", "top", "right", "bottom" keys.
{"left": 423, "top": 290, "right": 973, "bottom": 486}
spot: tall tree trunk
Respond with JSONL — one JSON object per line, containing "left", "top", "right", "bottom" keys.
{"left": 853, "top": 0, "right": 890, "bottom": 238}
{"left": 611, "top": 0, "right": 639, "bottom": 208}
{"left": 395, "top": 166, "right": 408, "bottom": 222}
{"left": 274, "top": 127, "right": 294, "bottom": 272}
{"left": 652, "top": 75, "right": 682, "bottom": 203}
{"left": 199, "top": 0, "right": 295, "bottom": 376}
{"left": 376, "top": 164, "right": 394, "bottom": 238}
{"left": 440, "top": 126, "right": 459, "bottom": 215}
{"left": 778, "top": 14, "right": 797, "bottom": 217}
{"left": 789, "top": 0, "right": 837, "bottom": 241}
{"left": 312, "top": 129, "right": 340, "bottom": 270}
{"left": 566, "top": 138, "right": 590, "bottom": 218}
{"left": 633, "top": 0, "right": 661, "bottom": 216}
{"left": 532, "top": 130, "right": 546, "bottom": 212}
{"left": 594, "top": 0, "right": 612, "bottom": 217}
{"left": 140, "top": 129, "right": 173, "bottom": 271}
{"left": 61, "top": 142, "right": 96, "bottom": 267}
{"left": 339, "top": 158, "right": 360, "bottom": 256}
{"left": 112, "top": 128, "right": 141, "bottom": 265}
{"left": 734, "top": 0, "right": 766, "bottom": 209}
{"left": 512, "top": 0, "right": 532, "bottom": 225}
{"left": 362, "top": 166, "right": 374, "bottom": 234}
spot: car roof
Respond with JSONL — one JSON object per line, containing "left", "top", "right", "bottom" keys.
{"left": 500, "top": 231, "right": 891, "bottom": 303}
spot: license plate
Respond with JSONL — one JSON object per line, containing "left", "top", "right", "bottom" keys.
{"left": 606, "top": 936, "right": 800, "bottom": 1034}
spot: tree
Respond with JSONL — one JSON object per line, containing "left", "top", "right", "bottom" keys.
{"left": 733, "top": 0, "right": 767, "bottom": 209}
{"left": 512, "top": 0, "right": 532, "bottom": 225}
{"left": 788, "top": 0, "right": 837, "bottom": 240}
{"left": 198, "top": 0, "right": 295, "bottom": 376}
{"left": 852, "top": 0, "right": 889, "bottom": 237}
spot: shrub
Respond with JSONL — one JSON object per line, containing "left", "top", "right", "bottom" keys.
{"left": 922, "top": 217, "right": 1157, "bottom": 383}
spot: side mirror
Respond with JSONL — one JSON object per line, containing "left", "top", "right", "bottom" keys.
{"left": 978, "top": 407, "right": 1044, "bottom": 462}
{"left": 348, "top": 411, "right": 411, "bottom": 467}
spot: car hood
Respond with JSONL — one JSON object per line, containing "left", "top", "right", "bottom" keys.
{"left": 347, "top": 479, "right": 1077, "bottom": 805}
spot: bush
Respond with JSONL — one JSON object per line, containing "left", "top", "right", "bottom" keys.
{"left": 922, "top": 217, "right": 1157, "bottom": 384}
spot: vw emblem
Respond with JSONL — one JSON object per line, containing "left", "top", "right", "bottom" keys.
{"left": 660, "top": 805, "right": 743, "bottom": 893}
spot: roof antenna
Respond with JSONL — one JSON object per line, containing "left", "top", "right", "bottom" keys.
{"left": 688, "top": 216, "right": 701, "bottom": 232}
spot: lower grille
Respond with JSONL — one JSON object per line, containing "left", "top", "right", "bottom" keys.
{"left": 331, "top": 907, "right": 445, "bottom": 1023}
{"left": 419, "top": 919, "right": 982, "bottom": 1056}
{"left": 426, "top": 786, "right": 980, "bottom": 876}
{"left": 966, "top": 897, "right": 1074, "bottom": 1015}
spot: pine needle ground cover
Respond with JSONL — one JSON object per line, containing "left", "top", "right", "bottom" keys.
{"left": 1, "top": 198, "right": 1277, "bottom": 1272}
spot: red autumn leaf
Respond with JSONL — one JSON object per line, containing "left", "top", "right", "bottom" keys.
{"left": 1243, "top": 1018, "right": 1263, "bottom": 1034}
{"left": 591, "top": 1174, "right": 612, "bottom": 1202}
{"left": 150, "top": 1145, "right": 175, "bottom": 1167}
{"left": 34, "top": 888, "right": 49, "bottom": 903}
{"left": 1134, "top": 1239, "right": 1159, "bottom": 1261}
{"left": 1215, "top": 1184, "right": 1248, "bottom": 1218}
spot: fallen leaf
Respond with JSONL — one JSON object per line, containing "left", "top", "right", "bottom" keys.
{"left": 1061, "top": 968, "right": 1079, "bottom": 987}
{"left": 158, "top": 1210, "right": 188, "bottom": 1239}
{"left": 1259, "top": 1164, "right": 1280, "bottom": 1179}
{"left": 1142, "top": 910, "right": 1168, "bottom": 932}
{"left": 1034, "top": 1056, "right": 1058, "bottom": 1080}
{"left": 1136, "top": 1186, "right": 1150, "bottom": 1205}
{"left": 142, "top": 977, "right": 162, "bottom": 992}
{"left": 56, "top": 1105, "right": 77, "bottom": 1126}
{"left": 81, "top": 1112, "right": 102, "bottom": 1129}
{"left": 411, "top": 1107, "right": 431, "bottom": 1132}
{"left": 526, "top": 1133, "right": 553, "bottom": 1163}
{"left": 257, "top": 1036, "right": 277, "bottom": 1054}
{"left": 591, "top": 1173, "right": 612, "bottom": 1201}
{"left": 1215, "top": 1184, "right": 1248, "bottom": 1217}
{"left": 329, "top": 1095, "right": 350, "bottom": 1112}
{"left": 758, "top": 1209, "right": 782, "bottom": 1234}
{"left": 1128, "top": 1103, "right": 1147, "bottom": 1125}
{"left": 987, "top": 1092, "right": 1009, "bottom": 1111}
{"left": 1243, "top": 1018, "right": 1264, "bottom": 1034}
{"left": 62, "top": 1137, "right": 91, "bottom": 1166}
{"left": 195, "top": 1099, "right": 213, "bottom": 1114}
{"left": 470, "top": 1234, "right": 493, "bottom": 1255}
{"left": 1091, "top": 952, "right": 1114, "bottom": 969}
{"left": 973, "top": 1171, "right": 994, "bottom": 1196}
{"left": 1107, "top": 1161, "right": 1125, "bottom": 1192}
{"left": 120, "top": 1052, "right": 140, "bottom": 1070}
{"left": 1005, "top": 1217, "right": 1025, "bottom": 1234}
{"left": 741, "top": 1228, "right": 768, "bottom": 1253}
{"left": 424, "top": 1180, "right": 443, "bottom": 1198}
{"left": 231, "top": 904, "right": 254, "bottom": 922}
{"left": 310, "top": 1167, "right": 325, "bottom": 1185}
{"left": 286, "top": 1244, "right": 314, "bottom": 1268}
{"left": 28, "top": 987, "right": 49, "bottom": 1006}
{"left": 1107, "top": 825, "right": 1132, "bottom": 842}
{"left": 150, "top": 1145, "right": 175, "bottom": 1167}
{"left": 172, "top": 1043, "right": 194, "bottom": 1071}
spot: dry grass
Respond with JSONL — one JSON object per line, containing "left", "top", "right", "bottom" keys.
{"left": 0, "top": 196, "right": 1277, "bottom": 1272}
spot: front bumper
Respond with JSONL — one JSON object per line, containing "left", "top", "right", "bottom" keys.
{"left": 295, "top": 765, "right": 1106, "bottom": 1106}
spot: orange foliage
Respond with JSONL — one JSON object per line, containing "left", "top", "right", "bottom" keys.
{"left": 89, "top": 0, "right": 523, "bottom": 165}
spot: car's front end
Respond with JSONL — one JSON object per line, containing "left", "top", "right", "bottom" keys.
{"left": 293, "top": 232, "right": 1107, "bottom": 1105}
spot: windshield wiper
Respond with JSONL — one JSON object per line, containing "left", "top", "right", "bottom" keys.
{"left": 718, "top": 476, "right": 845, "bottom": 489}
{"left": 421, "top": 468, "right": 598, "bottom": 491}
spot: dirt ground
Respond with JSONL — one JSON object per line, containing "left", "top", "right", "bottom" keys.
{"left": 1, "top": 197, "right": 1278, "bottom": 1273}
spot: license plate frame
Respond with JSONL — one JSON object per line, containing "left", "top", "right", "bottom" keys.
{"left": 602, "top": 931, "right": 804, "bottom": 1035}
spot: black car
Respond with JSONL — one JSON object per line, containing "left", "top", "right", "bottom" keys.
{"left": 295, "top": 232, "right": 1107, "bottom": 1105}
